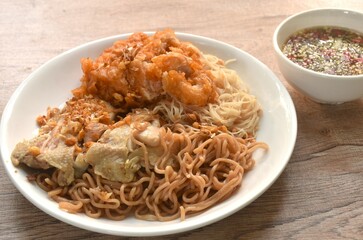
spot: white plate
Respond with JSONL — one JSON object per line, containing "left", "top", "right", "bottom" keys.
{"left": 0, "top": 32, "right": 297, "bottom": 236}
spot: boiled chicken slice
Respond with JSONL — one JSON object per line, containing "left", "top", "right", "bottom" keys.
{"left": 11, "top": 96, "right": 116, "bottom": 186}
{"left": 85, "top": 125, "right": 141, "bottom": 182}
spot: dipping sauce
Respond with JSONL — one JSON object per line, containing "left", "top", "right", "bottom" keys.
{"left": 282, "top": 26, "right": 363, "bottom": 76}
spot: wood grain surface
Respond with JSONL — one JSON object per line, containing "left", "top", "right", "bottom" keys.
{"left": 1, "top": 1, "right": 362, "bottom": 239}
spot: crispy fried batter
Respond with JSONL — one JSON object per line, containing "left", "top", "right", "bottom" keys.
{"left": 73, "top": 29, "right": 219, "bottom": 109}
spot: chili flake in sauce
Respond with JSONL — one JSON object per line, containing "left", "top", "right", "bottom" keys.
{"left": 282, "top": 26, "right": 363, "bottom": 76}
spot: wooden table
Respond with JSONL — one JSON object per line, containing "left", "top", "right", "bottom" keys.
{"left": 1, "top": 1, "right": 362, "bottom": 239}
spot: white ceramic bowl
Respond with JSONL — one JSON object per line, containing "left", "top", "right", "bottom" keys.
{"left": 1, "top": 32, "right": 297, "bottom": 236}
{"left": 273, "top": 8, "right": 363, "bottom": 104}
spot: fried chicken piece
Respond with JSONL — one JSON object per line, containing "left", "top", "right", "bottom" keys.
{"left": 73, "top": 29, "right": 219, "bottom": 109}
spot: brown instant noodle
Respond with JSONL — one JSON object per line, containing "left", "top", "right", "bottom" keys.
{"left": 36, "top": 124, "right": 267, "bottom": 221}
